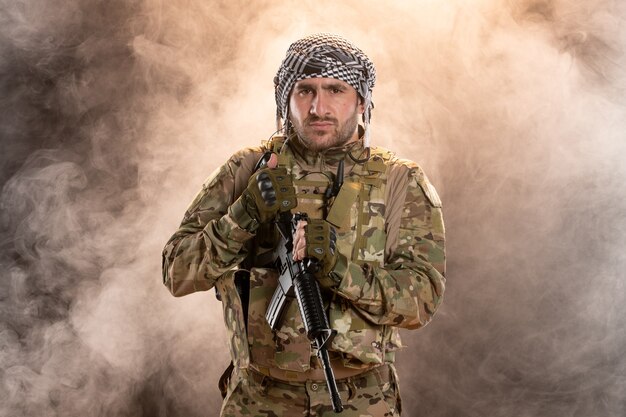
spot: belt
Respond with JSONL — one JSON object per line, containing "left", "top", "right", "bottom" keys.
{"left": 248, "top": 362, "right": 390, "bottom": 387}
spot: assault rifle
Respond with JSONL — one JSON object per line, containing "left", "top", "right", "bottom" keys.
{"left": 265, "top": 211, "right": 343, "bottom": 413}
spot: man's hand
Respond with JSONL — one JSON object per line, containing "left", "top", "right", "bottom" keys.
{"left": 245, "top": 166, "right": 297, "bottom": 222}
{"left": 293, "top": 218, "right": 339, "bottom": 286}
{"left": 229, "top": 153, "right": 297, "bottom": 231}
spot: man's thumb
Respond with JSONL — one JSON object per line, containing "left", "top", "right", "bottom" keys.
{"left": 267, "top": 152, "right": 278, "bottom": 169}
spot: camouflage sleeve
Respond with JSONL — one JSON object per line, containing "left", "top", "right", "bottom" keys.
{"left": 330, "top": 163, "right": 446, "bottom": 330}
{"left": 162, "top": 148, "right": 261, "bottom": 297}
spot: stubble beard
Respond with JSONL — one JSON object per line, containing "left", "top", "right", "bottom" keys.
{"left": 290, "top": 110, "right": 359, "bottom": 153}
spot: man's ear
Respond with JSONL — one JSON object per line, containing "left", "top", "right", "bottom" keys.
{"left": 358, "top": 96, "right": 365, "bottom": 114}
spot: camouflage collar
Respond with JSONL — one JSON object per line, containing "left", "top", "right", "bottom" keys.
{"left": 284, "top": 126, "right": 368, "bottom": 166}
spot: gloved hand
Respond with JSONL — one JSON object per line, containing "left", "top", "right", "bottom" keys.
{"left": 293, "top": 218, "right": 340, "bottom": 287}
{"left": 229, "top": 165, "right": 297, "bottom": 231}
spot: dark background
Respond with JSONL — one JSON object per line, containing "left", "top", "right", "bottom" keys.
{"left": 1, "top": 1, "right": 625, "bottom": 416}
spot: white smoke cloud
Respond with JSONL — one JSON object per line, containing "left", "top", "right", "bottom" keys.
{"left": 1, "top": 0, "right": 625, "bottom": 416}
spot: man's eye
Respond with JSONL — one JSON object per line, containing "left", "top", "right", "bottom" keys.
{"left": 299, "top": 89, "right": 312, "bottom": 95}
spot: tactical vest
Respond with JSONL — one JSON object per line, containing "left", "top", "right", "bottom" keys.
{"left": 216, "top": 137, "right": 403, "bottom": 372}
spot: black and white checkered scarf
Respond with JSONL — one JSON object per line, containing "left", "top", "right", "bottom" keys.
{"left": 274, "top": 33, "right": 376, "bottom": 146}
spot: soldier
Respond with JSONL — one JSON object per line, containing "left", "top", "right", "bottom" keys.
{"left": 162, "top": 33, "right": 446, "bottom": 416}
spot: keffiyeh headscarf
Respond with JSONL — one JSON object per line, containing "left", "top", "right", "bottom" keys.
{"left": 274, "top": 33, "right": 377, "bottom": 147}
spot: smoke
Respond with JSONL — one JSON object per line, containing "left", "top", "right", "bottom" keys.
{"left": 0, "top": 0, "right": 624, "bottom": 416}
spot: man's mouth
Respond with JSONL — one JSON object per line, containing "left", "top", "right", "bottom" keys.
{"left": 307, "top": 119, "right": 335, "bottom": 128}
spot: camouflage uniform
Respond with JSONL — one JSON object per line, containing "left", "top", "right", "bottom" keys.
{"left": 162, "top": 134, "right": 445, "bottom": 416}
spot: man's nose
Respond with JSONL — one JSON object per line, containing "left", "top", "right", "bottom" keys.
{"left": 310, "top": 91, "right": 329, "bottom": 116}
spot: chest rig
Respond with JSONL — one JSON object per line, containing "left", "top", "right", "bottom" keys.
{"left": 267, "top": 135, "right": 392, "bottom": 267}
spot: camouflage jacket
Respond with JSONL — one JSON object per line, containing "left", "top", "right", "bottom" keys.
{"left": 162, "top": 135, "right": 446, "bottom": 372}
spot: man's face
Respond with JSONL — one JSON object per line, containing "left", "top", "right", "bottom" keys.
{"left": 288, "top": 78, "right": 364, "bottom": 152}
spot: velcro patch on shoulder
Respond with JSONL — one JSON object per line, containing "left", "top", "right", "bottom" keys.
{"left": 414, "top": 169, "right": 442, "bottom": 208}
